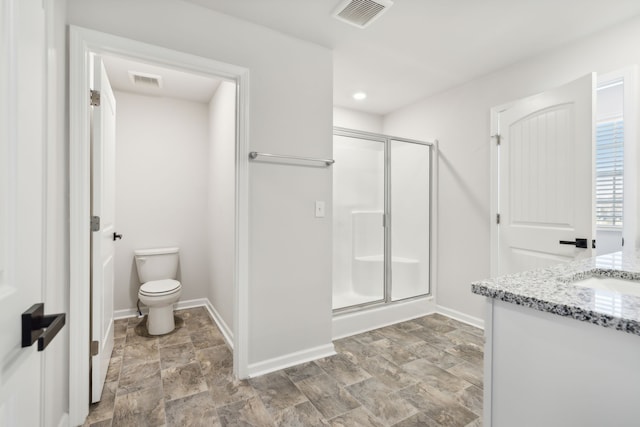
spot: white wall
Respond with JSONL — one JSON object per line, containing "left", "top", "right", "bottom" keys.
{"left": 114, "top": 80, "right": 238, "bottom": 336}
{"left": 113, "top": 91, "right": 210, "bottom": 310}
{"left": 383, "top": 14, "right": 640, "bottom": 320}
{"left": 334, "top": 106, "right": 383, "bottom": 133}
{"left": 207, "top": 81, "right": 236, "bottom": 331}
{"left": 68, "top": 0, "right": 333, "bottom": 367}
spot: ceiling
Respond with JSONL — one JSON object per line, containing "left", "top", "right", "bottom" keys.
{"left": 182, "top": 0, "right": 640, "bottom": 115}
{"left": 102, "top": 54, "right": 222, "bottom": 103}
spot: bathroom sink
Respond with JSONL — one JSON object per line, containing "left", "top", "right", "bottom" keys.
{"left": 572, "top": 276, "right": 640, "bottom": 297}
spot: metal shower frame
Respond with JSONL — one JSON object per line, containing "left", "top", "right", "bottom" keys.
{"left": 333, "top": 126, "right": 437, "bottom": 313}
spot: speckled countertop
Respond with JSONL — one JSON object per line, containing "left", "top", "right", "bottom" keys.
{"left": 471, "top": 251, "right": 640, "bottom": 336}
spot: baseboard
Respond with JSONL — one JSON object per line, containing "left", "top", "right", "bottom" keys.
{"left": 247, "top": 344, "right": 336, "bottom": 378}
{"left": 114, "top": 307, "right": 144, "bottom": 319}
{"left": 113, "top": 298, "right": 235, "bottom": 350}
{"left": 436, "top": 304, "right": 484, "bottom": 329}
{"left": 175, "top": 298, "right": 210, "bottom": 311}
{"left": 114, "top": 298, "right": 211, "bottom": 319}
{"left": 57, "top": 413, "right": 69, "bottom": 427}
{"left": 202, "top": 299, "right": 234, "bottom": 350}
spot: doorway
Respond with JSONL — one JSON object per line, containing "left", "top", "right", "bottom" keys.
{"left": 491, "top": 74, "right": 596, "bottom": 276}
{"left": 69, "top": 26, "right": 250, "bottom": 426}
{"left": 594, "top": 68, "right": 638, "bottom": 255}
{"left": 98, "top": 54, "right": 236, "bottom": 323}
{"left": 490, "top": 69, "right": 637, "bottom": 277}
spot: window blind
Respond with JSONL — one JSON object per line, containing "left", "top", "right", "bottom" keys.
{"left": 595, "top": 119, "right": 624, "bottom": 227}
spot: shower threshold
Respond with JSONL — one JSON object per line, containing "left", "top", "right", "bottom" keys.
{"left": 332, "top": 290, "right": 382, "bottom": 311}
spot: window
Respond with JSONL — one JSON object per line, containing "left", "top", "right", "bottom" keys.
{"left": 595, "top": 79, "right": 624, "bottom": 228}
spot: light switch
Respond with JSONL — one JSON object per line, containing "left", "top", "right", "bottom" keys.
{"left": 315, "top": 201, "right": 325, "bottom": 218}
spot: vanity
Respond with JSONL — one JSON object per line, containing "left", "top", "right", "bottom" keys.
{"left": 472, "top": 251, "right": 640, "bottom": 427}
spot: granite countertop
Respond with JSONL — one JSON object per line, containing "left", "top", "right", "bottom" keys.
{"left": 471, "top": 251, "right": 640, "bottom": 336}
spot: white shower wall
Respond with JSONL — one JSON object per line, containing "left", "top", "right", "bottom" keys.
{"left": 332, "top": 130, "right": 431, "bottom": 310}
{"left": 390, "top": 141, "right": 430, "bottom": 300}
{"left": 332, "top": 137, "right": 384, "bottom": 308}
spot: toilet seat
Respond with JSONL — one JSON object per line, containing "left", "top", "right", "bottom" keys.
{"left": 140, "top": 279, "right": 181, "bottom": 297}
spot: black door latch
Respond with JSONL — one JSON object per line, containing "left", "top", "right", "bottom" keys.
{"left": 22, "top": 303, "right": 66, "bottom": 351}
{"left": 559, "top": 238, "right": 588, "bottom": 249}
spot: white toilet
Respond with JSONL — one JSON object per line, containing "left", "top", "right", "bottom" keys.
{"left": 134, "top": 247, "right": 182, "bottom": 335}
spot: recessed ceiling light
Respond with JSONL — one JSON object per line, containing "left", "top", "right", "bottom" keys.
{"left": 353, "top": 91, "right": 367, "bottom": 100}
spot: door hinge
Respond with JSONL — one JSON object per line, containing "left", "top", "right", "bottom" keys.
{"left": 492, "top": 134, "right": 501, "bottom": 146}
{"left": 91, "top": 340, "right": 99, "bottom": 356}
{"left": 90, "top": 89, "right": 101, "bottom": 107}
{"left": 496, "top": 213, "right": 501, "bottom": 224}
{"left": 91, "top": 215, "right": 100, "bottom": 232}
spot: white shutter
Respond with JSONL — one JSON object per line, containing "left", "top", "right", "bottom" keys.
{"left": 595, "top": 118, "right": 624, "bottom": 227}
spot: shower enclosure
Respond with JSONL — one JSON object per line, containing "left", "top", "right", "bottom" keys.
{"left": 333, "top": 127, "right": 434, "bottom": 311}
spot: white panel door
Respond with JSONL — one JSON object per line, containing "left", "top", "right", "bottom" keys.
{"left": 91, "top": 58, "right": 116, "bottom": 403}
{"left": 0, "top": 0, "right": 47, "bottom": 425}
{"left": 497, "top": 74, "right": 595, "bottom": 275}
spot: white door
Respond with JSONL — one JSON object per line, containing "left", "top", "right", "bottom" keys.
{"left": 91, "top": 57, "right": 116, "bottom": 403}
{"left": 494, "top": 74, "right": 596, "bottom": 275}
{"left": 0, "top": 0, "right": 48, "bottom": 425}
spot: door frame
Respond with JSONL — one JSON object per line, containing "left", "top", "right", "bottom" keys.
{"left": 489, "top": 103, "right": 504, "bottom": 277}
{"left": 69, "top": 26, "right": 250, "bottom": 425}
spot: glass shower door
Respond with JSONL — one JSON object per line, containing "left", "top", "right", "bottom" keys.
{"left": 332, "top": 134, "right": 385, "bottom": 310}
{"left": 390, "top": 139, "right": 431, "bottom": 301}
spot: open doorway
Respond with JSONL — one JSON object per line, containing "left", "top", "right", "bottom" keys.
{"left": 595, "top": 68, "right": 638, "bottom": 255}
{"left": 490, "top": 69, "right": 638, "bottom": 276}
{"left": 87, "top": 52, "right": 238, "bottom": 403}
{"left": 490, "top": 74, "right": 596, "bottom": 276}
{"left": 100, "top": 54, "right": 236, "bottom": 333}
{"left": 69, "top": 27, "right": 250, "bottom": 426}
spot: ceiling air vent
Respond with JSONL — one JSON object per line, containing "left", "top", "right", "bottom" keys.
{"left": 128, "top": 71, "right": 163, "bottom": 88}
{"left": 332, "top": 0, "right": 393, "bottom": 29}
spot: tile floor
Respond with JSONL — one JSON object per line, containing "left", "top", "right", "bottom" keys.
{"left": 84, "top": 307, "right": 483, "bottom": 426}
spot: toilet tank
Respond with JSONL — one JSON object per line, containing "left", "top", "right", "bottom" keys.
{"left": 134, "top": 247, "right": 179, "bottom": 283}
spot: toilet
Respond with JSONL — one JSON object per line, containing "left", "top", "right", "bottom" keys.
{"left": 134, "top": 247, "right": 182, "bottom": 335}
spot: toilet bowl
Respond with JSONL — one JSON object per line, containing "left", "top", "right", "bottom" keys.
{"left": 138, "top": 279, "right": 182, "bottom": 335}
{"left": 134, "top": 247, "right": 182, "bottom": 335}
